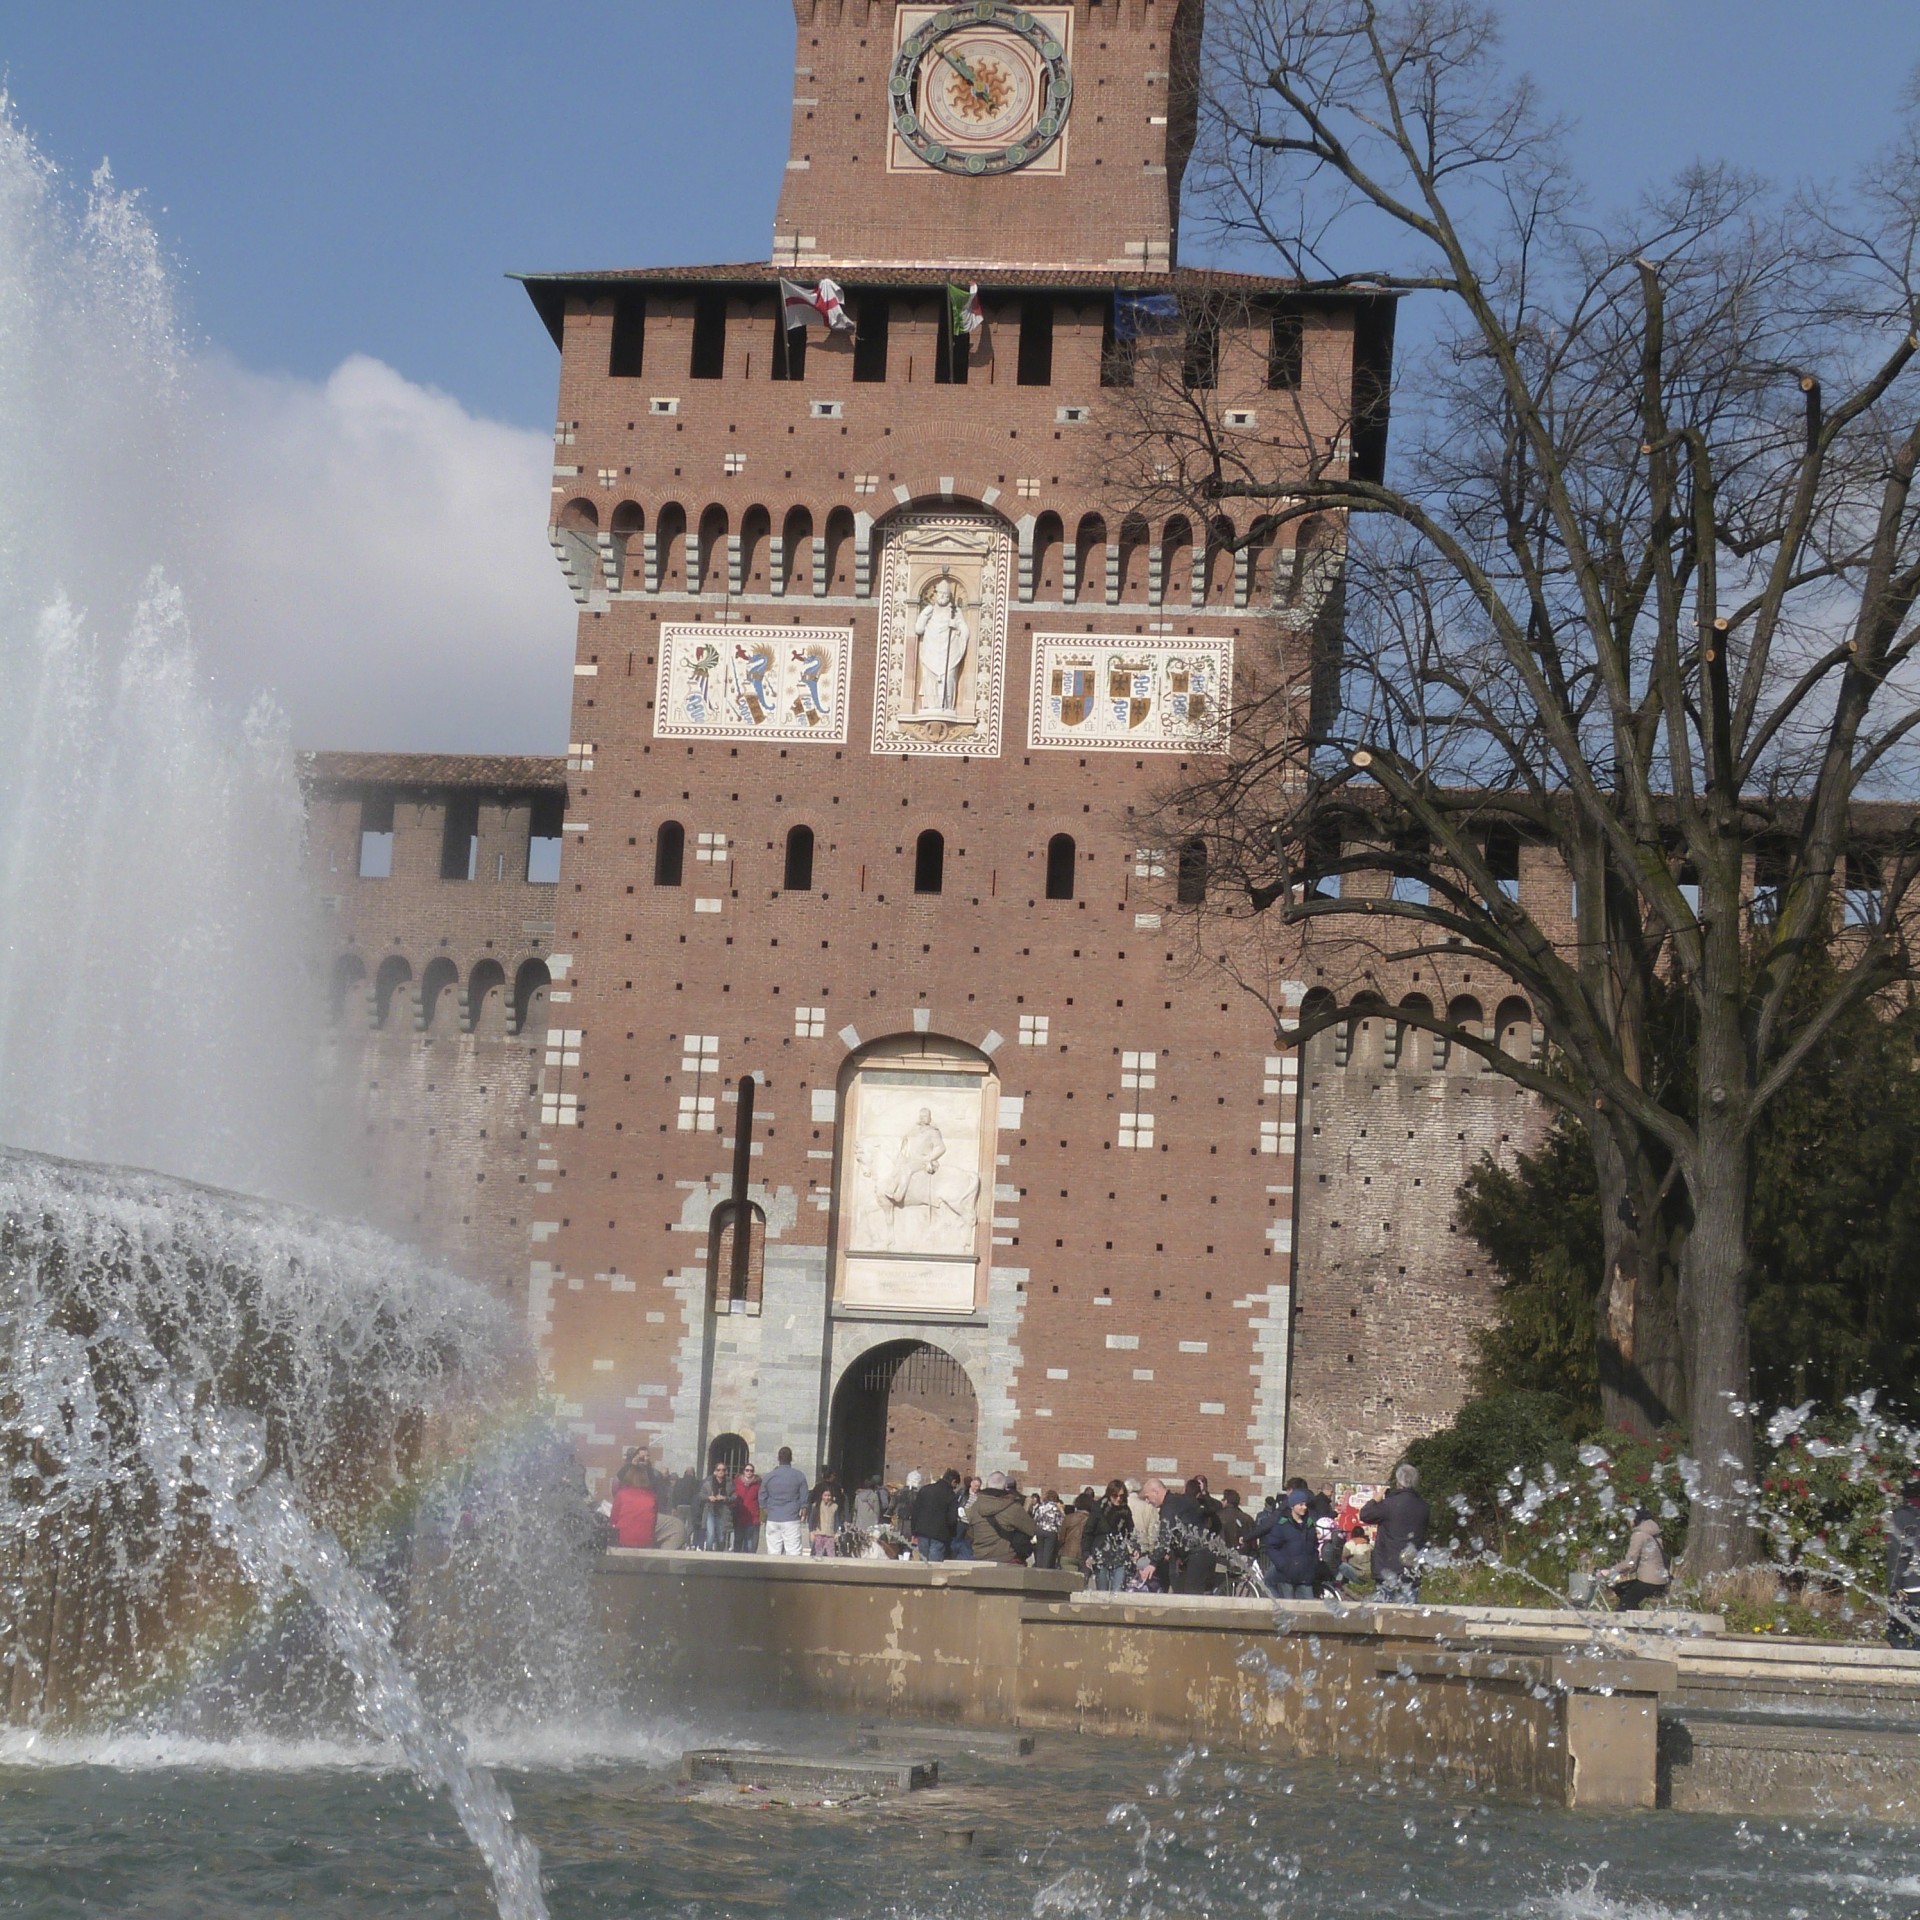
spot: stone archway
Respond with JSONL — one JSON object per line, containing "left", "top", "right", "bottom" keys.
{"left": 827, "top": 1340, "right": 978, "bottom": 1490}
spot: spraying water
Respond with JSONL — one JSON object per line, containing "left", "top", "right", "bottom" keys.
{"left": 0, "top": 97, "right": 319, "bottom": 1204}
{"left": 0, "top": 104, "right": 574, "bottom": 1918}
{"left": 0, "top": 1149, "right": 572, "bottom": 1920}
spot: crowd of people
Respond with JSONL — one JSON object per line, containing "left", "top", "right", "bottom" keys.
{"left": 604, "top": 1450, "right": 1478, "bottom": 1604}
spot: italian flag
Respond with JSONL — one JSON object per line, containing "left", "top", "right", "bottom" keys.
{"left": 948, "top": 282, "right": 985, "bottom": 343}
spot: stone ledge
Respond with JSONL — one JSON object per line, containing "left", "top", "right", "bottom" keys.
{"left": 602, "top": 1548, "right": 1078, "bottom": 1596}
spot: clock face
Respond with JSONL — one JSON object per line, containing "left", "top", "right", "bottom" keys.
{"left": 890, "top": 4, "right": 1073, "bottom": 177}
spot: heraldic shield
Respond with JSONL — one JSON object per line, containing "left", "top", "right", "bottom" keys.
{"left": 1028, "top": 635, "right": 1233, "bottom": 752}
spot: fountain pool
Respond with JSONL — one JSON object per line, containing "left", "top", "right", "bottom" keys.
{"left": 4, "top": 1718, "right": 1920, "bottom": 1919}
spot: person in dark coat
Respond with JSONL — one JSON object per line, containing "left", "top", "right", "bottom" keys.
{"left": 889, "top": 1475, "right": 918, "bottom": 1537}
{"left": 1360, "top": 1464, "right": 1431, "bottom": 1602}
{"left": 1252, "top": 1486, "right": 1320, "bottom": 1597}
{"left": 911, "top": 1468, "right": 960, "bottom": 1560}
{"left": 1143, "top": 1476, "right": 1218, "bottom": 1596}
{"left": 1083, "top": 1479, "right": 1136, "bottom": 1591}
{"left": 1217, "top": 1488, "right": 1252, "bottom": 1551}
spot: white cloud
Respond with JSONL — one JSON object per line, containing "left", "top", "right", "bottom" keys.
{"left": 183, "top": 353, "right": 577, "bottom": 753}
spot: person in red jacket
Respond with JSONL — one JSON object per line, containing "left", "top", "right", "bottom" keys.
{"left": 610, "top": 1461, "right": 658, "bottom": 1549}
{"left": 732, "top": 1462, "right": 763, "bottom": 1553}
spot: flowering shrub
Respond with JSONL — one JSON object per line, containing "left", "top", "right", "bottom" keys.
{"left": 1421, "top": 1424, "right": 1692, "bottom": 1598}
{"left": 1754, "top": 1394, "right": 1920, "bottom": 1605}
{"left": 1409, "top": 1390, "right": 1919, "bottom": 1634}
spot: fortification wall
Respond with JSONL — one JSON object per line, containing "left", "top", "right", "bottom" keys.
{"left": 303, "top": 754, "right": 569, "bottom": 1303}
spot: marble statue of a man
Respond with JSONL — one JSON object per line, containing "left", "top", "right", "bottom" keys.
{"left": 886, "top": 1107, "right": 946, "bottom": 1206}
{"left": 912, "top": 577, "right": 971, "bottom": 716}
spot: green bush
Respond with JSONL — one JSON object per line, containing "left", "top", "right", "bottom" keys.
{"left": 1755, "top": 1397, "right": 1920, "bottom": 1610}
{"left": 1403, "top": 1392, "right": 1692, "bottom": 1600}
{"left": 1402, "top": 1390, "right": 1582, "bottom": 1540}
{"left": 1401, "top": 1389, "right": 1920, "bottom": 1635}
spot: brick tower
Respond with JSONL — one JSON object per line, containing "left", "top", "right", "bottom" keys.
{"left": 515, "top": 0, "right": 1399, "bottom": 1497}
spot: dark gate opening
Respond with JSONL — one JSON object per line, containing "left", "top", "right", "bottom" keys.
{"left": 827, "top": 1341, "right": 977, "bottom": 1491}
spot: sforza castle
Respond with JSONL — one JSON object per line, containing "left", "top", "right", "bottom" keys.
{"left": 305, "top": 0, "right": 1552, "bottom": 1495}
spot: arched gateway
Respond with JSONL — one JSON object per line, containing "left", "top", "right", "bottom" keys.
{"left": 828, "top": 1340, "right": 978, "bottom": 1490}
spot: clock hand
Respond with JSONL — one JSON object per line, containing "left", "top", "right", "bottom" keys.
{"left": 934, "top": 44, "right": 994, "bottom": 105}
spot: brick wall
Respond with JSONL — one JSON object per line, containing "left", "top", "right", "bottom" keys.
{"left": 304, "top": 755, "right": 569, "bottom": 1301}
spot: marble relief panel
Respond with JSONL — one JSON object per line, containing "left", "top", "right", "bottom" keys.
{"left": 654, "top": 624, "right": 852, "bottom": 744}
{"left": 835, "top": 1064, "right": 996, "bottom": 1317}
{"left": 1027, "top": 634, "right": 1233, "bottom": 753}
{"left": 871, "top": 511, "right": 1010, "bottom": 758}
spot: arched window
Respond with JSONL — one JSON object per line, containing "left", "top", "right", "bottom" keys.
{"left": 374, "top": 955, "right": 413, "bottom": 1029}
{"left": 1393, "top": 994, "right": 1434, "bottom": 1072}
{"left": 514, "top": 958, "right": 552, "bottom": 1037}
{"left": 1444, "top": 995, "right": 1485, "bottom": 1074}
{"left": 784, "top": 824, "right": 816, "bottom": 892}
{"left": 1033, "top": 511, "right": 1064, "bottom": 598}
{"left": 1071, "top": 513, "right": 1107, "bottom": 606}
{"left": 696, "top": 505, "right": 729, "bottom": 594}
{"left": 467, "top": 958, "right": 507, "bottom": 1035}
{"left": 1117, "top": 513, "right": 1152, "bottom": 603}
{"left": 709, "top": 1199, "right": 767, "bottom": 1313}
{"left": 654, "top": 502, "right": 687, "bottom": 592}
{"left": 781, "top": 505, "right": 814, "bottom": 595}
{"left": 1346, "top": 994, "right": 1389, "bottom": 1070}
{"left": 914, "top": 829, "right": 945, "bottom": 895}
{"left": 823, "top": 507, "right": 856, "bottom": 594}
{"left": 738, "top": 504, "right": 771, "bottom": 592}
{"left": 1044, "top": 832, "right": 1076, "bottom": 900}
{"left": 420, "top": 956, "right": 459, "bottom": 1030}
{"left": 654, "top": 820, "right": 686, "bottom": 887}
{"left": 1496, "top": 995, "right": 1535, "bottom": 1061}
{"left": 555, "top": 497, "right": 600, "bottom": 601}
{"left": 1299, "top": 986, "right": 1340, "bottom": 1073}
{"left": 609, "top": 500, "right": 644, "bottom": 589}
{"left": 1205, "top": 517, "right": 1236, "bottom": 605}
{"left": 1176, "top": 838, "right": 1208, "bottom": 905}
{"left": 1160, "top": 516, "right": 1194, "bottom": 608}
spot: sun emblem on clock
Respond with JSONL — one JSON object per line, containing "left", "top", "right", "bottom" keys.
{"left": 890, "top": 4, "right": 1074, "bottom": 177}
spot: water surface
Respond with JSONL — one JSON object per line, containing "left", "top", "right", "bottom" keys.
{"left": 5, "top": 1717, "right": 1918, "bottom": 1919}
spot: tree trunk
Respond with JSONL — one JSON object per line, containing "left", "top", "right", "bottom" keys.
{"left": 1677, "top": 1115, "right": 1757, "bottom": 1574}
{"left": 1592, "top": 1122, "right": 1686, "bottom": 1435}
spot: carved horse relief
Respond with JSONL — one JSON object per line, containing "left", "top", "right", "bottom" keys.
{"left": 850, "top": 1139, "right": 982, "bottom": 1254}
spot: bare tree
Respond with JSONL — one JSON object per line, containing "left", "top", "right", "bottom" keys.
{"left": 1120, "top": 1, "right": 1920, "bottom": 1571}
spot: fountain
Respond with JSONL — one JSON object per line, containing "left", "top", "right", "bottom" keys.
{"left": 0, "top": 98, "right": 589, "bottom": 1919}
{"left": 5, "top": 81, "right": 1920, "bottom": 1920}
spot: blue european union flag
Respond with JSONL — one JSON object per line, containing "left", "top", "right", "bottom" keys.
{"left": 1114, "top": 291, "right": 1181, "bottom": 341}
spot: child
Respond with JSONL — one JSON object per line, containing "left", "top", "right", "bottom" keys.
{"left": 1031, "top": 1488, "right": 1065, "bottom": 1570}
{"left": 1124, "top": 1552, "right": 1163, "bottom": 1595}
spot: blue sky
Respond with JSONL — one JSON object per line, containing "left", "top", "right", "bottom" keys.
{"left": 10, "top": 2, "right": 1915, "bottom": 430}
{"left": 2, "top": 3, "right": 1914, "bottom": 752}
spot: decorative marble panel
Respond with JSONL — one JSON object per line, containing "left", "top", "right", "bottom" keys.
{"left": 871, "top": 511, "right": 1010, "bottom": 758}
{"left": 835, "top": 1058, "right": 998, "bottom": 1316}
{"left": 1027, "top": 633, "right": 1233, "bottom": 753}
{"left": 654, "top": 624, "right": 851, "bottom": 744}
